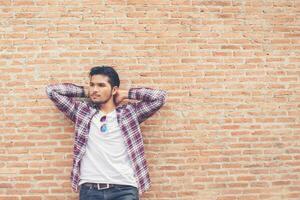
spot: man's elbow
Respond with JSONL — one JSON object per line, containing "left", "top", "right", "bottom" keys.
{"left": 45, "top": 85, "right": 54, "bottom": 98}
{"left": 158, "top": 90, "right": 167, "bottom": 107}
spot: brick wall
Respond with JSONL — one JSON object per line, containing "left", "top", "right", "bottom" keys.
{"left": 1, "top": 0, "right": 300, "bottom": 199}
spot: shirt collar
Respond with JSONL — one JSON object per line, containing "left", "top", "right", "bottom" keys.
{"left": 99, "top": 109, "right": 116, "bottom": 117}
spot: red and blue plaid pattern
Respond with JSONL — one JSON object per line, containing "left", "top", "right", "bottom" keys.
{"left": 46, "top": 83, "right": 167, "bottom": 194}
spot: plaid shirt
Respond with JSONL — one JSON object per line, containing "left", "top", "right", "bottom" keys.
{"left": 45, "top": 83, "right": 167, "bottom": 194}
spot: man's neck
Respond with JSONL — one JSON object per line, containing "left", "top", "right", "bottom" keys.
{"left": 99, "top": 102, "right": 116, "bottom": 114}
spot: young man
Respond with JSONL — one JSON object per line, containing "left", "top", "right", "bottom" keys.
{"left": 46, "top": 66, "right": 167, "bottom": 200}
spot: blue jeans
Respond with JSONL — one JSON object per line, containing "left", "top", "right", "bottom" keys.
{"left": 79, "top": 184, "right": 139, "bottom": 200}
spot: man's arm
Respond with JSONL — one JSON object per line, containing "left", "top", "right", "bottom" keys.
{"left": 118, "top": 87, "right": 167, "bottom": 124}
{"left": 45, "top": 83, "right": 86, "bottom": 122}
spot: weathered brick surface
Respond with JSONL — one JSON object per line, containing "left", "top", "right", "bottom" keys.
{"left": 1, "top": 0, "right": 299, "bottom": 199}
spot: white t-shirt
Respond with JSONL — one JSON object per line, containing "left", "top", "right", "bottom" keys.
{"left": 79, "top": 109, "right": 137, "bottom": 187}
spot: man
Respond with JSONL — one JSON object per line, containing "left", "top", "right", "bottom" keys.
{"left": 46, "top": 66, "right": 167, "bottom": 200}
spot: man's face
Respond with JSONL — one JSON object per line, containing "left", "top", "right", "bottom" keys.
{"left": 88, "top": 74, "right": 116, "bottom": 104}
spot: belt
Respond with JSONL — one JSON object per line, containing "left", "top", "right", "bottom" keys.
{"left": 81, "top": 182, "right": 121, "bottom": 190}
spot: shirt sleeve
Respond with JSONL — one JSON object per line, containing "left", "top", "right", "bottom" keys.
{"left": 128, "top": 87, "right": 167, "bottom": 124}
{"left": 45, "top": 83, "right": 86, "bottom": 122}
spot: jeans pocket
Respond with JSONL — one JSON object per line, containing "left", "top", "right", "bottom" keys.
{"left": 79, "top": 185, "right": 92, "bottom": 200}
{"left": 115, "top": 185, "right": 139, "bottom": 200}
{"left": 115, "top": 185, "right": 134, "bottom": 190}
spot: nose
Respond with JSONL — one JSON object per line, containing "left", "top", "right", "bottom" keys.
{"left": 90, "top": 86, "right": 99, "bottom": 94}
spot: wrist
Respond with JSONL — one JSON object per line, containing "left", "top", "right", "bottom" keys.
{"left": 121, "top": 89, "right": 129, "bottom": 100}
{"left": 83, "top": 86, "right": 89, "bottom": 97}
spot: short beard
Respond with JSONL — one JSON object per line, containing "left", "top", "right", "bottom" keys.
{"left": 91, "top": 91, "right": 113, "bottom": 105}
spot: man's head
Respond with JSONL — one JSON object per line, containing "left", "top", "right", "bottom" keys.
{"left": 88, "top": 66, "right": 120, "bottom": 105}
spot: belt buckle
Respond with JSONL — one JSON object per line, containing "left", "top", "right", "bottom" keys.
{"left": 97, "top": 183, "right": 109, "bottom": 190}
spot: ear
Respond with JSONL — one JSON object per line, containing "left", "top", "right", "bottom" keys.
{"left": 112, "top": 86, "right": 118, "bottom": 95}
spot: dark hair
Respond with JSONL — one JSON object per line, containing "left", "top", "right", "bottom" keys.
{"left": 89, "top": 66, "right": 120, "bottom": 88}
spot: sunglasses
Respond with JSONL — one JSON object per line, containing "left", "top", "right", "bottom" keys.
{"left": 100, "top": 115, "right": 108, "bottom": 133}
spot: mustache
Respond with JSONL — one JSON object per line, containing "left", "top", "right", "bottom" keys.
{"left": 90, "top": 92, "right": 99, "bottom": 96}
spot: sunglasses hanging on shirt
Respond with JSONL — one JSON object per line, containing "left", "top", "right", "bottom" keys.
{"left": 100, "top": 115, "right": 108, "bottom": 133}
